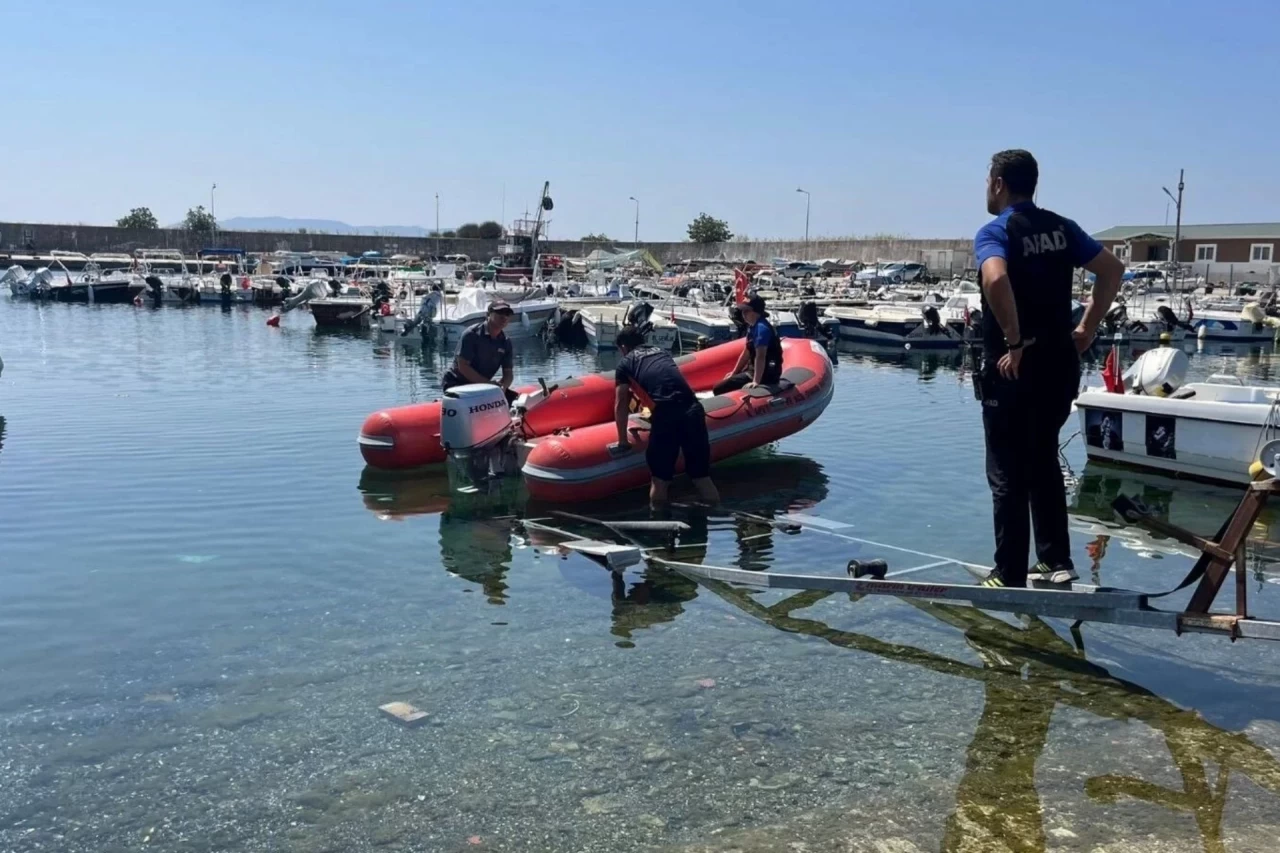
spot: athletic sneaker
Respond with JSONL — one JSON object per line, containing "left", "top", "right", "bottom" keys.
{"left": 980, "top": 573, "right": 1006, "bottom": 588}
{"left": 1028, "top": 561, "right": 1078, "bottom": 585}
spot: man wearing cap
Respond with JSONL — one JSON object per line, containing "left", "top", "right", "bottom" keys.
{"left": 714, "top": 293, "right": 783, "bottom": 395}
{"left": 441, "top": 300, "right": 517, "bottom": 403}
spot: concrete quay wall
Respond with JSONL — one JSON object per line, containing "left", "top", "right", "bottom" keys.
{"left": 0, "top": 222, "right": 973, "bottom": 271}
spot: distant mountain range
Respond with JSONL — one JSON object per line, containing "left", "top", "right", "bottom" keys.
{"left": 215, "top": 217, "right": 441, "bottom": 237}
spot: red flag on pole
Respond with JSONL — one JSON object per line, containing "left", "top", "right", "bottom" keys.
{"left": 733, "top": 268, "right": 749, "bottom": 304}
{"left": 1101, "top": 346, "right": 1122, "bottom": 393}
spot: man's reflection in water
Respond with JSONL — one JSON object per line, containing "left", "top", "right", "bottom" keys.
{"left": 609, "top": 507, "right": 708, "bottom": 646}
{"left": 438, "top": 512, "right": 513, "bottom": 604}
{"left": 702, "top": 581, "right": 1280, "bottom": 853}
{"left": 358, "top": 469, "right": 520, "bottom": 604}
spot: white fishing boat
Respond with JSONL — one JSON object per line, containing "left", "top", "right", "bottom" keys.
{"left": 1075, "top": 347, "right": 1280, "bottom": 485}
{"left": 825, "top": 299, "right": 975, "bottom": 349}
{"left": 389, "top": 286, "right": 558, "bottom": 343}
{"left": 667, "top": 302, "right": 736, "bottom": 343}
{"left": 1193, "top": 301, "right": 1280, "bottom": 343}
{"left": 576, "top": 303, "right": 680, "bottom": 351}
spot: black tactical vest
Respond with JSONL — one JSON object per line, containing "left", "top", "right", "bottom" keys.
{"left": 747, "top": 318, "right": 784, "bottom": 381}
{"left": 980, "top": 206, "right": 1077, "bottom": 357}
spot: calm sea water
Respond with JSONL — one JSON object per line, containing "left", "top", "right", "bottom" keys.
{"left": 3, "top": 301, "right": 1280, "bottom": 853}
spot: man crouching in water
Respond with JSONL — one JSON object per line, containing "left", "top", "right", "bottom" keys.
{"left": 614, "top": 327, "right": 719, "bottom": 506}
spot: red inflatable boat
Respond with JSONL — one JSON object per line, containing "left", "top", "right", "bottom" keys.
{"left": 521, "top": 338, "right": 834, "bottom": 502}
{"left": 358, "top": 340, "right": 743, "bottom": 470}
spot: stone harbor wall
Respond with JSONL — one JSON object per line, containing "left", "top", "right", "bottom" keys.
{"left": 0, "top": 221, "right": 974, "bottom": 272}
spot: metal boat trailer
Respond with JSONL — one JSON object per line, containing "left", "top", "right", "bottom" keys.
{"left": 522, "top": 481, "right": 1280, "bottom": 644}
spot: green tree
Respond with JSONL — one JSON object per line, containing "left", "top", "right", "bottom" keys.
{"left": 477, "top": 221, "right": 503, "bottom": 239}
{"left": 687, "top": 213, "right": 732, "bottom": 244}
{"left": 184, "top": 205, "right": 217, "bottom": 234}
{"left": 116, "top": 207, "right": 158, "bottom": 230}
{"left": 456, "top": 222, "right": 482, "bottom": 239}
{"left": 580, "top": 232, "right": 612, "bottom": 242}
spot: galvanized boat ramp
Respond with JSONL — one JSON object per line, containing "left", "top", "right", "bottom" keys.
{"left": 521, "top": 480, "right": 1280, "bottom": 644}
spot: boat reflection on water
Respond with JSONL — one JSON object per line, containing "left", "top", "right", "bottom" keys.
{"left": 837, "top": 341, "right": 978, "bottom": 383}
{"left": 356, "top": 450, "right": 830, "bottom": 615}
{"left": 698, "top": 578, "right": 1280, "bottom": 852}
{"left": 358, "top": 467, "right": 523, "bottom": 604}
{"left": 1070, "top": 461, "right": 1280, "bottom": 582}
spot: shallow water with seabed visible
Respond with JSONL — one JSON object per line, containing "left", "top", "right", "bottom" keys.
{"left": 2, "top": 301, "right": 1280, "bottom": 852}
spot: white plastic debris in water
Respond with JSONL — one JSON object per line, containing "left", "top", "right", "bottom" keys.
{"left": 177, "top": 555, "right": 219, "bottom": 564}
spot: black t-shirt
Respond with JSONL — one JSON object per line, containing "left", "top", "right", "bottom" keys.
{"left": 977, "top": 205, "right": 1085, "bottom": 358}
{"left": 442, "top": 321, "right": 512, "bottom": 388}
{"left": 615, "top": 346, "right": 696, "bottom": 411}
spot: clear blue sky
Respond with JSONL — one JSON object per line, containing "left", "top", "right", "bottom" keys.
{"left": 6, "top": 0, "right": 1277, "bottom": 241}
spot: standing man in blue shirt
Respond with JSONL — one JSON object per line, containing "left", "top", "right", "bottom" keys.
{"left": 715, "top": 294, "right": 783, "bottom": 395}
{"left": 973, "top": 149, "right": 1124, "bottom": 588}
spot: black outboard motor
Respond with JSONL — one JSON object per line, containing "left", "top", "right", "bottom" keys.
{"left": 145, "top": 274, "right": 164, "bottom": 308}
{"left": 922, "top": 304, "right": 943, "bottom": 335}
{"left": 1102, "top": 304, "right": 1128, "bottom": 335}
{"left": 328, "top": 279, "right": 343, "bottom": 296}
{"left": 799, "top": 300, "right": 821, "bottom": 337}
{"left": 371, "top": 281, "right": 392, "bottom": 312}
{"left": 219, "top": 272, "right": 234, "bottom": 306}
{"left": 275, "top": 275, "right": 293, "bottom": 303}
{"left": 624, "top": 301, "right": 655, "bottom": 337}
{"left": 728, "top": 304, "right": 747, "bottom": 337}
{"left": 802, "top": 284, "right": 816, "bottom": 297}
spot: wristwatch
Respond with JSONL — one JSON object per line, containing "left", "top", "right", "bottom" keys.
{"left": 1005, "top": 338, "right": 1024, "bottom": 351}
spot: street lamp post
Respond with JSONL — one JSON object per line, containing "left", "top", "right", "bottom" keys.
{"left": 629, "top": 196, "right": 639, "bottom": 246}
{"left": 435, "top": 193, "right": 440, "bottom": 257}
{"left": 1162, "top": 169, "right": 1185, "bottom": 291}
{"left": 210, "top": 182, "right": 217, "bottom": 247}
{"left": 795, "top": 188, "right": 810, "bottom": 258}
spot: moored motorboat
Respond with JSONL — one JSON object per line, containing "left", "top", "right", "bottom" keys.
{"left": 520, "top": 338, "right": 834, "bottom": 502}
{"left": 577, "top": 302, "right": 680, "bottom": 351}
{"left": 357, "top": 339, "right": 745, "bottom": 470}
{"left": 826, "top": 301, "right": 975, "bottom": 349}
{"left": 1076, "top": 346, "right": 1280, "bottom": 484}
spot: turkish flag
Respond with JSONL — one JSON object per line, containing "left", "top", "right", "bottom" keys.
{"left": 1101, "top": 346, "right": 1122, "bottom": 393}
{"left": 733, "top": 269, "right": 749, "bottom": 304}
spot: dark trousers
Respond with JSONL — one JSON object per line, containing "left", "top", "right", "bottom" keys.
{"left": 980, "top": 351, "right": 1079, "bottom": 586}
{"left": 713, "top": 367, "right": 781, "bottom": 396}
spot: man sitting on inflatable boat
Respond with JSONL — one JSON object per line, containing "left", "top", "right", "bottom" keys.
{"left": 715, "top": 294, "right": 782, "bottom": 395}
{"left": 441, "top": 300, "right": 517, "bottom": 403}
{"left": 614, "top": 327, "right": 720, "bottom": 507}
